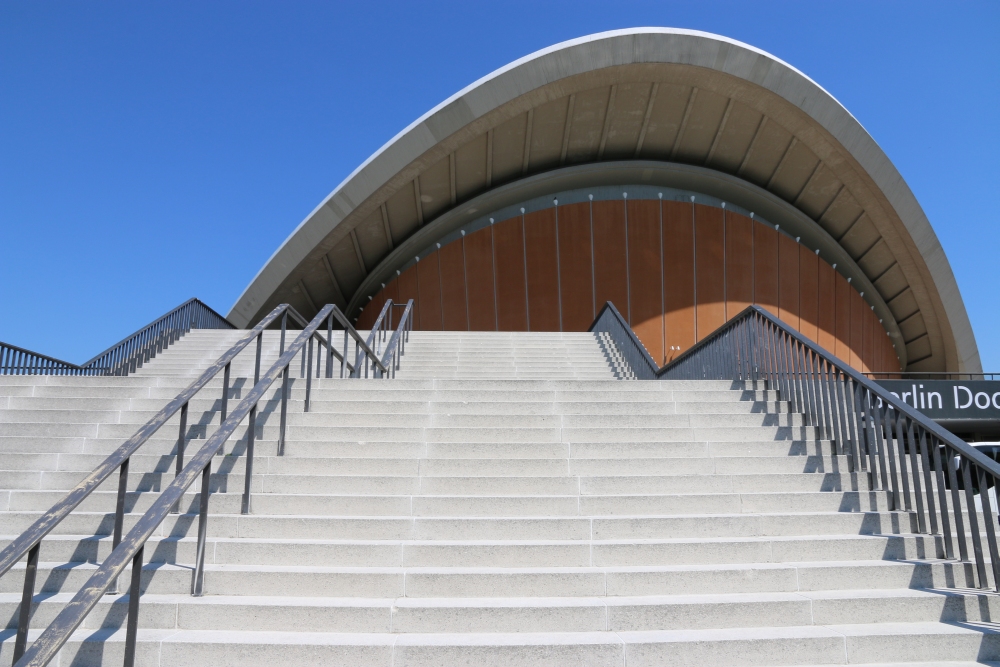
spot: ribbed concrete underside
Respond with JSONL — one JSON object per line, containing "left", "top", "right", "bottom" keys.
{"left": 0, "top": 329, "right": 997, "bottom": 665}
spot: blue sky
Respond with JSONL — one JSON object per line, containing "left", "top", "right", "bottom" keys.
{"left": 2, "top": 1, "right": 998, "bottom": 368}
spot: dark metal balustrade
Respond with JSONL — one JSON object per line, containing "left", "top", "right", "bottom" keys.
{"left": 2, "top": 300, "right": 413, "bottom": 667}
{"left": 0, "top": 298, "right": 233, "bottom": 376}
{"left": 595, "top": 300, "right": 1000, "bottom": 597}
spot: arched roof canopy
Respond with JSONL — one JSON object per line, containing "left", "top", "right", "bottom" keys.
{"left": 228, "top": 28, "right": 980, "bottom": 373}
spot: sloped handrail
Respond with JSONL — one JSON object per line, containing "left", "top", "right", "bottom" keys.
{"left": 0, "top": 342, "right": 85, "bottom": 376}
{"left": 13, "top": 305, "right": 339, "bottom": 667}
{"left": 0, "top": 298, "right": 233, "bottom": 377}
{"left": 12, "top": 300, "right": 415, "bottom": 667}
{"left": 587, "top": 301, "right": 659, "bottom": 380}
{"left": 659, "top": 305, "right": 1000, "bottom": 594}
{"left": 0, "top": 303, "right": 299, "bottom": 663}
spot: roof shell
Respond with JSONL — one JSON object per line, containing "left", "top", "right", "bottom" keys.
{"left": 228, "top": 28, "right": 980, "bottom": 373}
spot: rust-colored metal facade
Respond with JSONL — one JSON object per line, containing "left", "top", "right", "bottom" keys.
{"left": 359, "top": 199, "right": 901, "bottom": 374}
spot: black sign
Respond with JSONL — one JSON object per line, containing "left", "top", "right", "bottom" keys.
{"left": 876, "top": 380, "right": 1000, "bottom": 436}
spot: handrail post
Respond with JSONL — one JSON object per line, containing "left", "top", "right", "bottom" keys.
{"left": 192, "top": 460, "right": 211, "bottom": 596}
{"left": 278, "top": 367, "right": 289, "bottom": 456}
{"left": 220, "top": 362, "right": 231, "bottom": 425}
{"left": 254, "top": 332, "right": 263, "bottom": 385}
{"left": 341, "top": 330, "right": 348, "bottom": 378}
{"left": 13, "top": 542, "right": 39, "bottom": 663}
{"left": 172, "top": 402, "right": 188, "bottom": 513}
{"left": 241, "top": 405, "right": 257, "bottom": 514}
{"left": 123, "top": 545, "right": 144, "bottom": 667}
{"left": 326, "top": 313, "right": 334, "bottom": 378}
{"left": 280, "top": 313, "right": 287, "bottom": 355}
{"left": 110, "top": 457, "right": 130, "bottom": 595}
{"left": 305, "top": 337, "right": 314, "bottom": 412}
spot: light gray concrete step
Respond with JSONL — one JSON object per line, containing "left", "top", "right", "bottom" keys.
{"left": 4, "top": 622, "right": 997, "bottom": 667}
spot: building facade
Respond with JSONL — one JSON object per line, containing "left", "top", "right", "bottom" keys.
{"left": 229, "top": 29, "right": 981, "bottom": 374}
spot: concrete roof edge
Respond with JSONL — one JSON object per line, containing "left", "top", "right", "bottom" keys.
{"left": 226, "top": 28, "right": 981, "bottom": 372}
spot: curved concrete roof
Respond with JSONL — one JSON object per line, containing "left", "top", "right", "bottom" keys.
{"left": 228, "top": 28, "right": 980, "bottom": 373}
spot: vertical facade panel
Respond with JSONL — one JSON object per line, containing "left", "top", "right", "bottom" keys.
{"left": 627, "top": 199, "right": 664, "bottom": 363}
{"left": 862, "top": 305, "right": 875, "bottom": 373}
{"left": 798, "top": 244, "right": 819, "bottom": 342}
{"left": 493, "top": 216, "right": 529, "bottom": 331}
{"left": 777, "top": 234, "right": 800, "bottom": 330}
{"left": 849, "top": 289, "right": 864, "bottom": 371}
{"left": 725, "top": 211, "right": 754, "bottom": 318}
{"left": 557, "top": 202, "right": 595, "bottom": 331}
{"left": 416, "top": 252, "right": 443, "bottom": 331}
{"left": 382, "top": 279, "right": 400, "bottom": 330}
{"left": 524, "top": 209, "right": 561, "bottom": 332}
{"left": 753, "top": 222, "right": 779, "bottom": 318}
{"left": 592, "top": 200, "right": 630, "bottom": 321}
{"left": 817, "top": 262, "right": 837, "bottom": 353}
{"left": 663, "top": 201, "right": 695, "bottom": 358}
{"left": 396, "top": 264, "right": 421, "bottom": 330}
{"left": 834, "top": 271, "right": 852, "bottom": 364}
{"left": 887, "top": 338, "right": 902, "bottom": 374}
{"left": 695, "top": 204, "right": 726, "bottom": 340}
{"left": 464, "top": 228, "right": 497, "bottom": 331}
{"left": 438, "top": 240, "right": 469, "bottom": 330}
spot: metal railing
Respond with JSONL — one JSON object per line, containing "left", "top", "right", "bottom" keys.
{"left": 0, "top": 298, "right": 233, "bottom": 377}
{"left": 352, "top": 300, "right": 412, "bottom": 378}
{"left": 588, "top": 301, "right": 659, "bottom": 380}
{"left": 658, "top": 305, "right": 1000, "bottom": 594}
{"left": 0, "top": 343, "right": 86, "bottom": 376}
{"left": 0, "top": 302, "right": 295, "bottom": 664}
{"left": 10, "top": 301, "right": 413, "bottom": 667}
{"left": 865, "top": 372, "right": 1000, "bottom": 381}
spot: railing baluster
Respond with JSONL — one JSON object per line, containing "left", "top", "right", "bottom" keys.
{"left": 172, "top": 402, "right": 188, "bottom": 513}
{"left": 929, "top": 436, "right": 955, "bottom": 559}
{"left": 960, "top": 459, "right": 988, "bottom": 587}
{"left": 123, "top": 545, "right": 144, "bottom": 667}
{"left": 945, "top": 444, "right": 970, "bottom": 563}
{"left": 110, "top": 457, "right": 130, "bottom": 594}
{"left": 917, "top": 429, "right": 939, "bottom": 535}
{"left": 278, "top": 367, "right": 290, "bottom": 456}
{"left": 13, "top": 542, "right": 39, "bottom": 663}
{"left": 192, "top": 460, "right": 211, "bottom": 596}
{"left": 305, "top": 336, "right": 314, "bottom": 412}
{"left": 242, "top": 405, "right": 257, "bottom": 514}
{"left": 904, "top": 419, "right": 927, "bottom": 533}
{"left": 221, "top": 362, "right": 231, "bottom": 425}
{"left": 976, "top": 466, "right": 1000, "bottom": 591}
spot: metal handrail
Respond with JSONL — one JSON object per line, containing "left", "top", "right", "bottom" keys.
{"left": 13, "top": 306, "right": 335, "bottom": 667}
{"left": 354, "top": 300, "right": 394, "bottom": 371}
{"left": 0, "top": 298, "right": 233, "bottom": 377}
{"left": 588, "top": 301, "right": 659, "bottom": 380}
{"left": 0, "top": 342, "right": 86, "bottom": 376}
{"left": 659, "top": 305, "right": 1000, "bottom": 593}
{"left": 379, "top": 300, "right": 414, "bottom": 376}
{"left": 12, "top": 301, "right": 415, "bottom": 666}
{"left": 865, "top": 371, "right": 1000, "bottom": 381}
{"left": 0, "top": 303, "right": 294, "bottom": 663}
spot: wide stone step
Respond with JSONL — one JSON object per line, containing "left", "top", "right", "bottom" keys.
{"left": 1, "top": 558, "right": 985, "bottom": 598}
{"left": 0, "top": 509, "right": 917, "bottom": 541}
{"left": 1, "top": 532, "right": 940, "bottom": 569}
{"left": 5, "top": 622, "right": 998, "bottom": 667}
{"left": 4, "top": 588, "right": 997, "bottom": 635}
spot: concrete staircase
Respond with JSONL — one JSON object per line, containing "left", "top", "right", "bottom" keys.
{"left": 1, "top": 329, "right": 998, "bottom": 666}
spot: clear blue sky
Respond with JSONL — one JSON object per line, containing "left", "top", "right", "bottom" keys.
{"left": 2, "top": 1, "right": 997, "bottom": 368}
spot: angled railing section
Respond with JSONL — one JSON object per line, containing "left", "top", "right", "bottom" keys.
{"left": 351, "top": 299, "right": 413, "bottom": 378}
{"left": 668, "top": 306, "right": 1000, "bottom": 595}
{"left": 588, "top": 301, "right": 659, "bottom": 380}
{"left": 0, "top": 298, "right": 233, "bottom": 376}
{"left": 592, "top": 300, "right": 1000, "bottom": 595}
{"left": 8, "top": 301, "right": 414, "bottom": 667}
